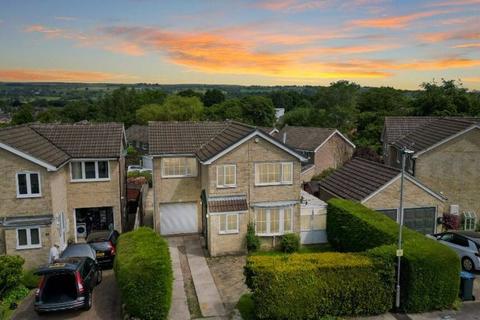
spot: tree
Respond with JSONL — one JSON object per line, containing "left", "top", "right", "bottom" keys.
{"left": 62, "top": 101, "right": 96, "bottom": 123}
{"left": 136, "top": 95, "right": 204, "bottom": 123}
{"left": 240, "top": 96, "right": 275, "bottom": 126}
{"left": 269, "top": 90, "right": 304, "bottom": 112}
{"left": 177, "top": 89, "right": 203, "bottom": 99}
{"left": 202, "top": 89, "right": 225, "bottom": 107}
{"left": 98, "top": 87, "right": 140, "bottom": 126}
{"left": 11, "top": 104, "right": 34, "bottom": 124}
{"left": 206, "top": 99, "right": 243, "bottom": 121}
{"left": 36, "top": 108, "right": 62, "bottom": 123}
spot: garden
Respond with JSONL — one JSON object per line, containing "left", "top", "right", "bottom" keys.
{"left": 240, "top": 199, "right": 461, "bottom": 319}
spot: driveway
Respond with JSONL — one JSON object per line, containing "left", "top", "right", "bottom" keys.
{"left": 11, "top": 270, "right": 121, "bottom": 320}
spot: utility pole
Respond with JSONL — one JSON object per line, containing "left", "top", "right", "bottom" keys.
{"left": 395, "top": 147, "right": 414, "bottom": 309}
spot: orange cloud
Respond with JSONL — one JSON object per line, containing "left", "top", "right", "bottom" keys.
{"left": 399, "top": 58, "right": 480, "bottom": 70}
{"left": 350, "top": 10, "right": 448, "bottom": 29}
{"left": 427, "top": 0, "right": 480, "bottom": 7}
{"left": 463, "top": 76, "right": 480, "bottom": 82}
{"left": 418, "top": 29, "right": 480, "bottom": 43}
{"left": 452, "top": 43, "right": 480, "bottom": 48}
{"left": 0, "top": 69, "right": 137, "bottom": 82}
{"left": 104, "top": 42, "right": 145, "bottom": 56}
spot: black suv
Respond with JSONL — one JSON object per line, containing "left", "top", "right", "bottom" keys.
{"left": 86, "top": 230, "right": 119, "bottom": 268}
{"left": 34, "top": 257, "right": 101, "bottom": 314}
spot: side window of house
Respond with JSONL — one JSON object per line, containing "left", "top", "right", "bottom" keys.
{"left": 218, "top": 213, "right": 239, "bottom": 234}
{"left": 71, "top": 161, "right": 110, "bottom": 181}
{"left": 16, "top": 227, "right": 41, "bottom": 249}
{"left": 161, "top": 158, "right": 197, "bottom": 178}
{"left": 216, "top": 164, "right": 236, "bottom": 188}
{"left": 16, "top": 172, "right": 41, "bottom": 197}
{"left": 254, "top": 162, "right": 293, "bottom": 186}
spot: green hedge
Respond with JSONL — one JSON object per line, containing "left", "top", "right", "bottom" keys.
{"left": 114, "top": 227, "right": 173, "bottom": 320}
{"left": 245, "top": 252, "right": 395, "bottom": 319}
{"left": 0, "top": 256, "right": 24, "bottom": 298}
{"left": 327, "top": 198, "right": 460, "bottom": 312}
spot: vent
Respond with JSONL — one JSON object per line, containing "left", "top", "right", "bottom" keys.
{"left": 450, "top": 205, "right": 459, "bottom": 215}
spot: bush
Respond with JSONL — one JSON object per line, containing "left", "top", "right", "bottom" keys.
{"left": 21, "top": 269, "right": 40, "bottom": 289}
{"left": 0, "top": 285, "right": 29, "bottom": 320}
{"left": 0, "top": 256, "right": 24, "bottom": 298}
{"left": 327, "top": 199, "right": 460, "bottom": 313}
{"left": 443, "top": 213, "right": 460, "bottom": 230}
{"left": 280, "top": 233, "right": 300, "bottom": 253}
{"left": 246, "top": 222, "right": 260, "bottom": 252}
{"left": 245, "top": 252, "right": 394, "bottom": 319}
{"left": 127, "top": 170, "right": 152, "bottom": 186}
{"left": 114, "top": 227, "right": 172, "bottom": 320}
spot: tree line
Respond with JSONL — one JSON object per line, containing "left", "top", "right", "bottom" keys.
{"left": 5, "top": 79, "right": 480, "bottom": 153}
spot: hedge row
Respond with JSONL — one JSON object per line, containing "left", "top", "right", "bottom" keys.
{"left": 245, "top": 252, "right": 395, "bottom": 319}
{"left": 0, "top": 255, "right": 24, "bottom": 298}
{"left": 114, "top": 227, "right": 173, "bottom": 320}
{"left": 327, "top": 198, "right": 460, "bottom": 312}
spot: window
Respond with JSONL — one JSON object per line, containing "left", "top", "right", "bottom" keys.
{"left": 255, "top": 206, "right": 294, "bottom": 236}
{"left": 70, "top": 161, "right": 110, "bottom": 181}
{"left": 219, "top": 213, "right": 239, "bottom": 234}
{"left": 301, "top": 208, "right": 326, "bottom": 231}
{"left": 16, "top": 172, "right": 41, "bottom": 198}
{"left": 161, "top": 158, "right": 197, "bottom": 178}
{"left": 463, "top": 212, "right": 477, "bottom": 231}
{"left": 216, "top": 164, "right": 236, "bottom": 188}
{"left": 16, "top": 227, "right": 41, "bottom": 249}
{"left": 255, "top": 162, "right": 293, "bottom": 186}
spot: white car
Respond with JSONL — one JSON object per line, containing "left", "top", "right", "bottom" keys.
{"left": 429, "top": 231, "right": 480, "bottom": 271}
{"left": 127, "top": 165, "right": 142, "bottom": 173}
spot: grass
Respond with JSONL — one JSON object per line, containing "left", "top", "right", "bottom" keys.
{"left": 237, "top": 294, "right": 255, "bottom": 320}
{"left": 250, "top": 243, "right": 333, "bottom": 256}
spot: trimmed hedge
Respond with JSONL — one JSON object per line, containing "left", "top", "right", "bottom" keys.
{"left": 0, "top": 255, "right": 24, "bottom": 298}
{"left": 245, "top": 252, "right": 395, "bottom": 319}
{"left": 327, "top": 198, "right": 461, "bottom": 313}
{"left": 114, "top": 227, "right": 172, "bottom": 320}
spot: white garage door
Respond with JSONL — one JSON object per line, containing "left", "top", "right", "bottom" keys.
{"left": 160, "top": 203, "right": 198, "bottom": 235}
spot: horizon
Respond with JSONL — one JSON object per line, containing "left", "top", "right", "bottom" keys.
{"left": 0, "top": 0, "right": 479, "bottom": 90}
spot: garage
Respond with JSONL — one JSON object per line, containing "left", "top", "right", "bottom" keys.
{"left": 75, "top": 207, "right": 114, "bottom": 239}
{"left": 377, "top": 207, "right": 436, "bottom": 234}
{"left": 160, "top": 202, "right": 198, "bottom": 235}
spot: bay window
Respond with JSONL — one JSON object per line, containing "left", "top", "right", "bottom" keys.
{"left": 161, "top": 157, "right": 197, "bottom": 178}
{"left": 255, "top": 206, "right": 294, "bottom": 236}
{"left": 16, "top": 172, "right": 41, "bottom": 198}
{"left": 255, "top": 162, "right": 293, "bottom": 186}
{"left": 70, "top": 161, "right": 110, "bottom": 181}
{"left": 216, "top": 164, "right": 236, "bottom": 188}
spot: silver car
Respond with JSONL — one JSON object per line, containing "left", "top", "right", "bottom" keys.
{"left": 430, "top": 231, "right": 480, "bottom": 271}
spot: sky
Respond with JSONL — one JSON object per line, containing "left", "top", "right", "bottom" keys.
{"left": 0, "top": 0, "right": 479, "bottom": 89}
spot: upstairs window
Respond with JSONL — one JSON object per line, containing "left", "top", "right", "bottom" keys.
{"left": 71, "top": 161, "right": 110, "bottom": 181}
{"left": 16, "top": 172, "right": 41, "bottom": 198}
{"left": 161, "top": 157, "right": 197, "bottom": 178}
{"left": 216, "top": 164, "right": 236, "bottom": 188}
{"left": 255, "top": 162, "right": 293, "bottom": 186}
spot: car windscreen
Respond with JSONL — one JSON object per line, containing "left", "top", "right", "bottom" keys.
{"left": 61, "top": 245, "right": 95, "bottom": 260}
{"left": 86, "top": 231, "right": 110, "bottom": 242}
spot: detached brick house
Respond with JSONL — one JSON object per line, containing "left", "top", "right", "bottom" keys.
{"left": 148, "top": 121, "right": 306, "bottom": 256}
{"left": 272, "top": 126, "right": 355, "bottom": 182}
{"left": 0, "top": 123, "right": 126, "bottom": 268}
{"left": 382, "top": 117, "right": 480, "bottom": 229}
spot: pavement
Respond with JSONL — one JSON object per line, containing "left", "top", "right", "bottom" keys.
{"left": 11, "top": 269, "right": 121, "bottom": 320}
{"left": 168, "top": 244, "right": 191, "bottom": 320}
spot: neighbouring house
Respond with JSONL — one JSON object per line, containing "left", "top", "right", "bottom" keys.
{"left": 317, "top": 157, "right": 446, "bottom": 235}
{"left": 0, "top": 113, "right": 11, "bottom": 124}
{"left": 272, "top": 126, "right": 355, "bottom": 182}
{"left": 148, "top": 120, "right": 307, "bottom": 256}
{"left": 0, "top": 123, "right": 126, "bottom": 268}
{"left": 382, "top": 117, "right": 480, "bottom": 230}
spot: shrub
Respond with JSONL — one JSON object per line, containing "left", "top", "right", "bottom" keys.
{"left": 246, "top": 222, "right": 260, "bottom": 252}
{"left": 280, "top": 233, "right": 300, "bottom": 253}
{"left": 114, "top": 227, "right": 172, "bottom": 320}
{"left": 127, "top": 170, "right": 152, "bottom": 186}
{"left": 311, "top": 168, "right": 336, "bottom": 181}
{"left": 21, "top": 269, "right": 40, "bottom": 289}
{"left": 245, "top": 252, "right": 394, "bottom": 319}
{"left": 0, "top": 256, "right": 24, "bottom": 298}
{"left": 327, "top": 198, "right": 460, "bottom": 313}
{"left": 0, "top": 285, "right": 29, "bottom": 320}
{"left": 443, "top": 213, "right": 460, "bottom": 230}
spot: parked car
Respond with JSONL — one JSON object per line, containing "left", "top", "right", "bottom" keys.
{"left": 61, "top": 243, "right": 97, "bottom": 261}
{"left": 127, "top": 165, "right": 143, "bottom": 173}
{"left": 429, "top": 231, "right": 480, "bottom": 271}
{"left": 34, "top": 257, "right": 101, "bottom": 313}
{"left": 86, "top": 230, "right": 119, "bottom": 268}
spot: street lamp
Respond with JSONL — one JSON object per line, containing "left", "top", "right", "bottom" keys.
{"left": 395, "top": 147, "right": 414, "bottom": 309}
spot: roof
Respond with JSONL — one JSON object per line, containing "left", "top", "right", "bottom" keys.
{"left": 273, "top": 126, "right": 354, "bottom": 151}
{"left": 392, "top": 118, "right": 480, "bottom": 154}
{"left": 126, "top": 125, "right": 148, "bottom": 143}
{"left": 319, "top": 157, "right": 400, "bottom": 201}
{"left": 0, "top": 123, "right": 125, "bottom": 169}
{"left": 148, "top": 121, "right": 306, "bottom": 163}
{"left": 382, "top": 117, "right": 439, "bottom": 145}
{"left": 301, "top": 190, "right": 326, "bottom": 209}
{"left": 208, "top": 195, "right": 248, "bottom": 213}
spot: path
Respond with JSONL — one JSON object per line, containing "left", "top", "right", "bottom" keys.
{"left": 168, "top": 238, "right": 191, "bottom": 320}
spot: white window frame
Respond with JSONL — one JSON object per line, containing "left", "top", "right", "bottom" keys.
{"left": 255, "top": 206, "right": 294, "bottom": 236}
{"left": 161, "top": 157, "right": 198, "bottom": 178}
{"left": 16, "top": 171, "right": 42, "bottom": 198}
{"left": 70, "top": 160, "right": 110, "bottom": 182}
{"left": 218, "top": 213, "right": 239, "bottom": 234}
{"left": 16, "top": 226, "right": 42, "bottom": 249}
{"left": 254, "top": 162, "right": 293, "bottom": 186}
{"left": 216, "top": 164, "right": 237, "bottom": 188}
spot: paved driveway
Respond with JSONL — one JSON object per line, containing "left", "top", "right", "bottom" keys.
{"left": 11, "top": 270, "right": 121, "bottom": 320}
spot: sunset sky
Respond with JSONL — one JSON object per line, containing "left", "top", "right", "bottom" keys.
{"left": 0, "top": 0, "right": 479, "bottom": 89}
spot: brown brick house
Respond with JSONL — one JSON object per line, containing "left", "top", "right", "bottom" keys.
{"left": 318, "top": 157, "right": 446, "bottom": 234}
{"left": 148, "top": 121, "right": 307, "bottom": 256}
{"left": 272, "top": 126, "right": 355, "bottom": 182}
{"left": 382, "top": 117, "right": 480, "bottom": 230}
{"left": 0, "top": 123, "right": 126, "bottom": 268}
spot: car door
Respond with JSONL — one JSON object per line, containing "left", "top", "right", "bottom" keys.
{"left": 82, "top": 259, "right": 94, "bottom": 291}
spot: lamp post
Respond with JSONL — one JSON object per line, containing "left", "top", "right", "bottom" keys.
{"left": 395, "top": 147, "right": 414, "bottom": 309}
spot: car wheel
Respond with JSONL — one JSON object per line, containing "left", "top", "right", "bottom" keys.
{"left": 462, "top": 257, "right": 474, "bottom": 271}
{"left": 84, "top": 292, "right": 93, "bottom": 310}
{"left": 97, "top": 270, "right": 103, "bottom": 284}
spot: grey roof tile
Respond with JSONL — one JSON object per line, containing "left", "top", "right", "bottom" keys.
{"left": 273, "top": 126, "right": 337, "bottom": 151}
